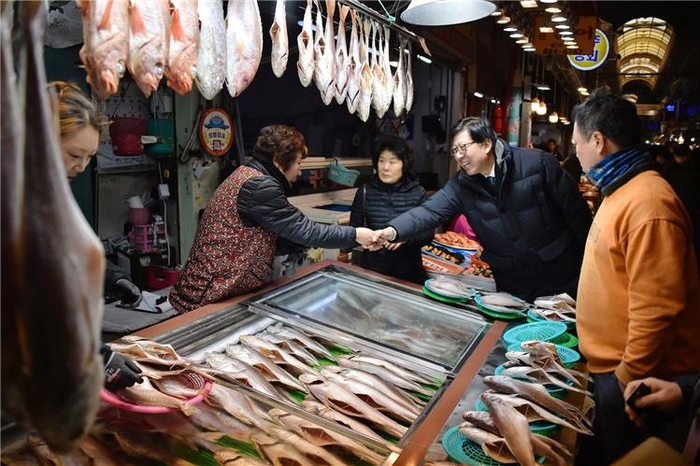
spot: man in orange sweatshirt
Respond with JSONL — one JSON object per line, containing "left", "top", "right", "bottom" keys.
{"left": 573, "top": 88, "right": 700, "bottom": 465}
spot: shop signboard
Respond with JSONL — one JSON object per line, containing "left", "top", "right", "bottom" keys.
{"left": 199, "top": 108, "right": 233, "bottom": 156}
{"left": 567, "top": 29, "right": 610, "bottom": 71}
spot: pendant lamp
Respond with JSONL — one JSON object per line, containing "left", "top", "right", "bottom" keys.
{"left": 401, "top": 0, "right": 496, "bottom": 26}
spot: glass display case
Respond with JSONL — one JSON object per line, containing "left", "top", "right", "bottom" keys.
{"left": 247, "top": 265, "right": 490, "bottom": 376}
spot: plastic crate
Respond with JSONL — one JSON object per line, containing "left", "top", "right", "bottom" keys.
{"left": 327, "top": 159, "right": 360, "bottom": 187}
{"left": 148, "top": 265, "right": 179, "bottom": 291}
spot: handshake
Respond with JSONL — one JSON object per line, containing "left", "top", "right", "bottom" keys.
{"left": 355, "top": 227, "right": 397, "bottom": 251}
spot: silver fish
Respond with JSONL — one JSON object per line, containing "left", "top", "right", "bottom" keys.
{"left": 76, "top": 0, "right": 130, "bottom": 99}
{"left": 336, "top": 354, "right": 436, "bottom": 397}
{"left": 269, "top": 408, "right": 386, "bottom": 466}
{"left": 240, "top": 334, "right": 316, "bottom": 376}
{"left": 344, "top": 8, "right": 361, "bottom": 114}
{"left": 340, "top": 354, "right": 439, "bottom": 386}
{"left": 500, "top": 365, "right": 592, "bottom": 395}
{"left": 320, "top": 368, "right": 420, "bottom": 423}
{"left": 392, "top": 36, "right": 407, "bottom": 116}
{"left": 127, "top": 0, "right": 170, "bottom": 97}
{"left": 313, "top": 0, "right": 336, "bottom": 105}
{"left": 1, "top": 1, "right": 105, "bottom": 452}
{"left": 225, "top": 0, "right": 262, "bottom": 97}
{"left": 257, "top": 331, "right": 319, "bottom": 366}
{"left": 226, "top": 343, "right": 305, "bottom": 392}
{"left": 405, "top": 41, "right": 414, "bottom": 112}
{"left": 204, "top": 351, "right": 283, "bottom": 401}
{"left": 333, "top": 4, "right": 349, "bottom": 104}
{"left": 296, "top": 0, "right": 314, "bottom": 87}
{"left": 269, "top": 0, "right": 288, "bottom": 78}
{"left": 480, "top": 392, "right": 537, "bottom": 466}
{"left": 195, "top": 0, "right": 226, "bottom": 100}
{"left": 266, "top": 322, "right": 335, "bottom": 361}
{"left": 205, "top": 383, "right": 272, "bottom": 429}
{"left": 165, "top": 0, "right": 199, "bottom": 95}
{"left": 299, "top": 372, "right": 408, "bottom": 439}
{"left": 301, "top": 399, "right": 385, "bottom": 442}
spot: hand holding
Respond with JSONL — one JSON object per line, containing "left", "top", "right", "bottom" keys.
{"left": 102, "top": 345, "right": 144, "bottom": 391}
{"left": 384, "top": 241, "right": 405, "bottom": 251}
{"left": 623, "top": 377, "right": 683, "bottom": 426}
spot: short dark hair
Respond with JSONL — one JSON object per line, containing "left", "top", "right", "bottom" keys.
{"left": 572, "top": 87, "right": 641, "bottom": 148}
{"left": 253, "top": 125, "right": 308, "bottom": 171}
{"left": 372, "top": 134, "right": 414, "bottom": 175}
{"left": 449, "top": 117, "right": 497, "bottom": 146}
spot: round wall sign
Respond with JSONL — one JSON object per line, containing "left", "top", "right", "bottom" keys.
{"left": 199, "top": 108, "right": 233, "bottom": 156}
{"left": 567, "top": 29, "right": 609, "bottom": 71}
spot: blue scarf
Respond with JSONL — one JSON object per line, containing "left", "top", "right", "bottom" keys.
{"left": 586, "top": 144, "right": 654, "bottom": 196}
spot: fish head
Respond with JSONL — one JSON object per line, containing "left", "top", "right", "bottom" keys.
{"left": 227, "top": 71, "right": 254, "bottom": 98}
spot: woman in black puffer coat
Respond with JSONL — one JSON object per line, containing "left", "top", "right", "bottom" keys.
{"left": 349, "top": 135, "right": 434, "bottom": 285}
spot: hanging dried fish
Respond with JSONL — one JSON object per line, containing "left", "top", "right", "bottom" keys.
{"left": 313, "top": 0, "right": 336, "bottom": 105}
{"left": 165, "top": 0, "right": 199, "bottom": 95}
{"left": 269, "top": 0, "right": 289, "bottom": 78}
{"left": 1, "top": 0, "right": 105, "bottom": 452}
{"left": 405, "top": 41, "right": 415, "bottom": 112}
{"left": 126, "top": 0, "right": 170, "bottom": 97}
{"left": 356, "top": 17, "right": 373, "bottom": 122}
{"left": 296, "top": 0, "right": 315, "bottom": 87}
{"left": 194, "top": 0, "right": 226, "bottom": 100}
{"left": 225, "top": 0, "right": 262, "bottom": 97}
{"left": 392, "top": 36, "right": 408, "bottom": 116}
{"left": 333, "top": 4, "right": 350, "bottom": 104}
{"left": 345, "top": 7, "right": 361, "bottom": 114}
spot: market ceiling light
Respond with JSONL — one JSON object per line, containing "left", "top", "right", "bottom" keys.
{"left": 548, "top": 112, "right": 559, "bottom": 123}
{"left": 473, "top": 91, "right": 484, "bottom": 98}
{"left": 544, "top": 6, "right": 561, "bottom": 13}
{"left": 537, "top": 101, "right": 548, "bottom": 115}
{"left": 496, "top": 15, "right": 511, "bottom": 24}
{"left": 551, "top": 14, "right": 568, "bottom": 23}
{"left": 536, "top": 83, "right": 551, "bottom": 90}
{"left": 401, "top": 0, "right": 496, "bottom": 26}
{"left": 417, "top": 54, "right": 433, "bottom": 64}
{"left": 519, "top": 0, "right": 538, "bottom": 8}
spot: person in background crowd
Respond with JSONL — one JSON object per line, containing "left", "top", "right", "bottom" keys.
{"left": 561, "top": 151, "right": 584, "bottom": 183}
{"left": 662, "top": 144, "right": 700, "bottom": 274}
{"left": 170, "top": 125, "right": 377, "bottom": 313}
{"left": 370, "top": 116, "right": 592, "bottom": 303}
{"left": 348, "top": 134, "right": 432, "bottom": 285}
{"left": 50, "top": 81, "right": 143, "bottom": 391}
{"left": 546, "top": 138, "right": 564, "bottom": 162}
{"left": 572, "top": 87, "right": 700, "bottom": 465}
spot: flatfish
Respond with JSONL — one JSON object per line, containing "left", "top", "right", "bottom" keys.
{"left": 269, "top": 0, "right": 288, "bottom": 78}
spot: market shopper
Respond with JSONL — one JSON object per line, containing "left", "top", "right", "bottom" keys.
{"left": 572, "top": 88, "right": 700, "bottom": 465}
{"left": 348, "top": 134, "right": 432, "bottom": 285}
{"left": 623, "top": 375, "right": 700, "bottom": 464}
{"left": 51, "top": 81, "right": 143, "bottom": 391}
{"left": 370, "top": 116, "right": 592, "bottom": 302}
{"left": 170, "top": 124, "right": 377, "bottom": 313}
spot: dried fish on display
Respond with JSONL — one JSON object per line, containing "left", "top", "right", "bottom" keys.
{"left": 333, "top": 4, "right": 350, "bottom": 104}
{"left": 225, "top": 0, "right": 262, "bottom": 98}
{"left": 226, "top": 343, "right": 306, "bottom": 392}
{"left": 76, "top": 0, "right": 130, "bottom": 99}
{"left": 344, "top": 8, "right": 361, "bottom": 114}
{"left": 405, "top": 41, "right": 414, "bottom": 112}
{"left": 269, "top": 0, "right": 288, "bottom": 78}
{"left": 356, "top": 17, "right": 373, "bottom": 122}
{"left": 392, "top": 36, "right": 408, "bottom": 116}
{"left": 302, "top": 399, "right": 386, "bottom": 442}
{"left": 266, "top": 322, "right": 336, "bottom": 361}
{"left": 256, "top": 330, "right": 319, "bottom": 366}
{"left": 296, "top": 0, "right": 315, "bottom": 87}
{"left": 195, "top": 0, "right": 226, "bottom": 100}
{"left": 165, "top": 0, "right": 199, "bottom": 95}
{"left": 126, "top": 0, "right": 170, "bottom": 97}
{"left": 204, "top": 351, "right": 285, "bottom": 401}
{"left": 1, "top": 0, "right": 105, "bottom": 452}
{"left": 313, "top": 0, "right": 337, "bottom": 105}
{"left": 240, "top": 334, "right": 317, "bottom": 376}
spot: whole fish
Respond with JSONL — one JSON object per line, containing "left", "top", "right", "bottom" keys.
{"left": 480, "top": 392, "right": 537, "bottom": 466}
{"left": 240, "top": 334, "right": 316, "bottom": 376}
{"left": 296, "top": 0, "right": 314, "bottom": 87}
{"left": 392, "top": 36, "right": 407, "bottom": 116}
{"left": 268, "top": 408, "right": 386, "bottom": 466}
{"left": 299, "top": 372, "right": 408, "bottom": 439}
{"left": 165, "top": 0, "right": 199, "bottom": 95}
{"left": 226, "top": 343, "right": 305, "bottom": 392}
{"left": 500, "top": 365, "right": 592, "bottom": 396}
{"left": 356, "top": 18, "right": 373, "bottom": 122}
{"left": 405, "top": 41, "right": 414, "bottom": 112}
{"left": 266, "top": 322, "right": 336, "bottom": 361}
{"left": 267, "top": 427, "right": 347, "bottom": 466}
{"left": 483, "top": 376, "right": 592, "bottom": 433}
{"left": 333, "top": 4, "right": 349, "bottom": 104}
{"left": 269, "top": 0, "right": 288, "bottom": 78}
{"left": 258, "top": 331, "right": 319, "bottom": 366}
{"left": 344, "top": 8, "right": 360, "bottom": 114}
{"left": 76, "top": 0, "right": 130, "bottom": 99}
{"left": 250, "top": 432, "right": 315, "bottom": 466}
{"left": 336, "top": 354, "right": 435, "bottom": 397}
{"left": 206, "top": 384, "right": 272, "bottom": 429}
{"left": 1, "top": 0, "right": 105, "bottom": 452}
{"left": 301, "top": 399, "right": 385, "bottom": 442}
{"left": 313, "top": 0, "right": 336, "bottom": 105}
{"left": 458, "top": 421, "right": 519, "bottom": 464}
{"left": 127, "top": 0, "right": 170, "bottom": 97}
{"left": 204, "top": 351, "right": 283, "bottom": 401}
{"left": 340, "top": 354, "right": 439, "bottom": 386}
{"left": 225, "top": 0, "right": 262, "bottom": 97}
{"left": 215, "top": 450, "right": 270, "bottom": 466}
{"left": 118, "top": 378, "right": 197, "bottom": 415}
{"left": 461, "top": 410, "right": 499, "bottom": 434}
{"left": 195, "top": 0, "right": 226, "bottom": 100}
{"left": 320, "top": 368, "right": 420, "bottom": 423}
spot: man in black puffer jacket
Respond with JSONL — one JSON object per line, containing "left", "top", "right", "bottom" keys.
{"left": 373, "top": 117, "right": 592, "bottom": 303}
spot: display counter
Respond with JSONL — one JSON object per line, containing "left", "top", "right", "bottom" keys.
{"left": 133, "top": 260, "right": 511, "bottom": 464}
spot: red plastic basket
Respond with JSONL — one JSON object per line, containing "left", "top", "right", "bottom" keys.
{"left": 110, "top": 117, "right": 147, "bottom": 156}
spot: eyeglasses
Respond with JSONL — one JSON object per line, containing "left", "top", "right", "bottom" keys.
{"left": 451, "top": 141, "right": 477, "bottom": 156}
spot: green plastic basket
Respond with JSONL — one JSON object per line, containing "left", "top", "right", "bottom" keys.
{"left": 327, "top": 159, "right": 360, "bottom": 187}
{"left": 502, "top": 321, "right": 568, "bottom": 347}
